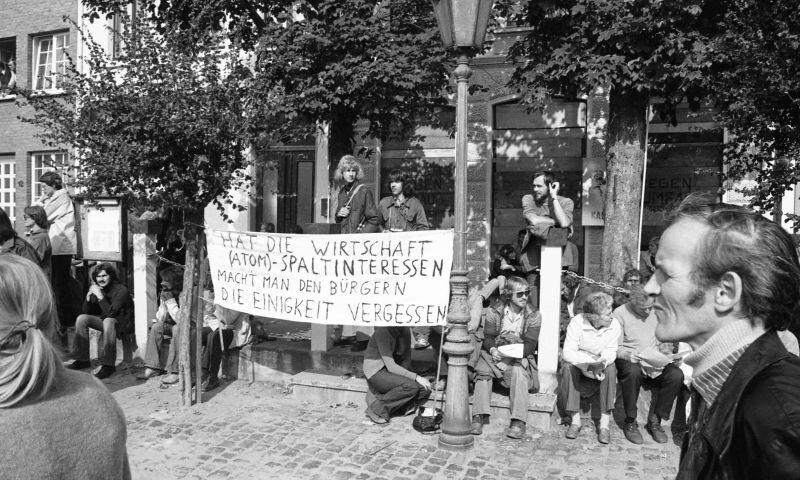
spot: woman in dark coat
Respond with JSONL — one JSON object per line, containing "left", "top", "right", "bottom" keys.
{"left": 334, "top": 155, "right": 379, "bottom": 351}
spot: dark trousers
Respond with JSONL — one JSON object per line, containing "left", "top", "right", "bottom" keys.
{"left": 73, "top": 314, "right": 117, "bottom": 366}
{"left": 366, "top": 368, "right": 430, "bottom": 420}
{"left": 164, "top": 323, "right": 207, "bottom": 374}
{"left": 616, "top": 358, "right": 684, "bottom": 422}
{"left": 558, "top": 362, "right": 617, "bottom": 414}
{"left": 202, "top": 328, "right": 234, "bottom": 378}
{"left": 52, "top": 255, "right": 74, "bottom": 328}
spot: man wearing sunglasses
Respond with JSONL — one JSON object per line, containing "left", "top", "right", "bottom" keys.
{"left": 470, "top": 276, "right": 541, "bottom": 439}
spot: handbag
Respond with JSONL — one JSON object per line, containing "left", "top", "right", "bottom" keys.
{"left": 412, "top": 407, "right": 443, "bottom": 434}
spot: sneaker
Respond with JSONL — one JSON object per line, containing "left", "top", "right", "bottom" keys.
{"left": 565, "top": 423, "right": 581, "bottom": 439}
{"left": 94, "top": 365, "right": 116, "bottom": 379}
{"left": 646, "top": 422, "right": 669, "bottom": 444}
{"left": 364, "top": 407, "right": 389, "bottom": 425}
{"left": 413, "top": 338, "right": 431, "bottom": 350}
{"left": 201, "top": 376, "right": 220, "bottom": 392}
{"left": 623, "top": 421, "right": 644, "bottom": 444}
{"left": 470, "top": 415, "right": 485, "bottom": 435}
{"left": 506, "top": 419, "right": 526, "bottom": 439}
{"left": 66, "top": 360, "right": 91, "bottom": 370}
{"left": 136, "top": 368, "right": 163, "bottom": 380}
{"left": 597, "top": 427, "right": 611, "bottom": 444}
{"left": 160, "top": 373, "right": 180, "bottom": 385}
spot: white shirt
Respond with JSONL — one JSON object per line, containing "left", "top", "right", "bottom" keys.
{"left": 562, "top": 313, "right": 621, "bottom": 369}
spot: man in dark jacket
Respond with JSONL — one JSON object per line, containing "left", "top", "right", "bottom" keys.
{"left": 68, "top": 262, "right": 134, "bottom": 379}
{"left": 643, "top": 194, "right": 800, "bottom": 479}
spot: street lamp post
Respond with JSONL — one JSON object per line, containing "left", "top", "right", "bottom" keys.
{"left": 431, "top": 0, "right": 493, "bottom": 450}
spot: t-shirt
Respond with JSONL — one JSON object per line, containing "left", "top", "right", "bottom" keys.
{"left": 520, "top": 194, "right": 574, "bottom": 270}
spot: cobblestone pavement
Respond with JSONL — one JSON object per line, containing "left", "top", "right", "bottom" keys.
{"left": 107, "top": 368, "right": 681, "bottom": 480}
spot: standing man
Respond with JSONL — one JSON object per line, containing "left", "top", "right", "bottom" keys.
{"left": 644, "top": 195, "right": 800, "bottom": 479}
{"left": 614, "top": 286, "right": 684, "bottom": 444}
{"left": 520, "top": 171, "right": 574, "bottom": 308}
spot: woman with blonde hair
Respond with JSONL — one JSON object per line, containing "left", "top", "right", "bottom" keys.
{"left": 334, "top": 155, "right": 379, "bottom": 351}
{"left": 0, "top": 254, "right": 130, "bottom": 479}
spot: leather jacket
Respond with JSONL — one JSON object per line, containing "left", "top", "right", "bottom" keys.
{"left": 677, "top": 330, "right": 800, "bottom": 480}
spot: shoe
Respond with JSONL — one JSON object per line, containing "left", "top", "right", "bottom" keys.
{"left": 597, "top": 427, "right": 611, "bottom": 444}
{"left": 160, "top": 373, "right": 180, "bottom": 385}
{"left": 646, "top": 422, "right": 669, "bottom": 444}
{"left": 623, "top": 421, "right": 644, "bottom": 444}
{"left": 94, "top": 365, "right": 116, "bottom": 379}
{"left": 565, "top": 423, "right": 581, "bottom": 439}
{"left": 136, "top": 368, "right": 163, "bottom": 380}
{"left": 202, "top": 376, "right": 220, "bottom": 392}
{"left": 506, "top": 419, "right": 526, "bottom": 439}
{"left": 364, "top": 407, "right": 389, "bottom": 425}
{"left": 350, "top": 340, "right": 369, "bottom": 352}
{"left": 413, "top": 338, "right": 431, "bottom": 350}
{"left": 66, "top": 360, "right": 91, "bottom": 370}
{"left": 470, "top": 415, "right": 485, "bottom": 435}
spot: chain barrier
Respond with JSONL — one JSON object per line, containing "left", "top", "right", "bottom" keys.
{"left": 561, "top": 269, "right": 631, "bottom": 295}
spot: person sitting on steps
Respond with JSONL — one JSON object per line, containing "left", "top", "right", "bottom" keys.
{"left": 470, "top": 276, "right": 541, "bottom": 439}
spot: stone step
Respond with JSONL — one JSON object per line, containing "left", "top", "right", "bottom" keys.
{"left": 289, "top": 370, "right": 558, "bottom": 431}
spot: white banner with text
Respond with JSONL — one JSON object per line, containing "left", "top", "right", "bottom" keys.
{"left": 206, "top": 229, "right": 454, "bottom": 326}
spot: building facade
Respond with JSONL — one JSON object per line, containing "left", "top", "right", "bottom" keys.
{"left": 0, "top": 0, "right": 79, "bottom": 229}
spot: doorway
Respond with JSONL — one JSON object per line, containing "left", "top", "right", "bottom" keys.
{"left": 258, "top": 149, "right": 315, "bottom": 233}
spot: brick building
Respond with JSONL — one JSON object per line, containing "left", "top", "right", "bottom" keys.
{"left": 0, "top": 0, "right": 80, "bottom": 230}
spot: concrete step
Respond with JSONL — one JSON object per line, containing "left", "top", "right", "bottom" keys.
{"left": 289, "top": 370, "right": 557, "bottom": 431}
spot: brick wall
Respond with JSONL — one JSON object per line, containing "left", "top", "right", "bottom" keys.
{"left": 0, "top": 0, "right": 78, "bottom": 231}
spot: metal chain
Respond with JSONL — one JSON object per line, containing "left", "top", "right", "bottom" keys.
{"left": 562, "top": 269, "right": 631, "bottom": 295}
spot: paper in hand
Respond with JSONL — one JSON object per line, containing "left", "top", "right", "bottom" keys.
{"left": 636, "top": 346, "right": 672, "bottom": 369}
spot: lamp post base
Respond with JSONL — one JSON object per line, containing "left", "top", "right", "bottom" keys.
{"left": 438, "top": 432, "right": 475, "bottom": 450}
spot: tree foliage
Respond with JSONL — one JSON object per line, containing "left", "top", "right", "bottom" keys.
{"left": 83, "top": 0, "right": 452, "bottom": 164}
{"left": 704, "top": 1, "right": 800, "bottom": 224}
{"left": 17, "top": 14, "right": 255, "bottom": 217}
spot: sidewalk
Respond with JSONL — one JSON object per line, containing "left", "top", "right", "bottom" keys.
{"left": 107, "top": 370, "right": 681, "bottom": 480}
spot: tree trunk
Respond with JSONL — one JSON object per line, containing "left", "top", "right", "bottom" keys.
{"left": 176, "top": 210, "right": 203, "bottom": 407}
{"left": 327, "top": 114, "right": 357, "bottom": 181}
{"left": 601, "top": 89, "right": 648, "bottom": 284}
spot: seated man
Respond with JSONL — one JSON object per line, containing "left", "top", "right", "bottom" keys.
{"left": 137, "top": 266, "right": 183, "bottom": 380}
{"left": 560, "top": 292, "right": 620, "bottom": 444}
{"left": 614, "top": 286, "right": 684, "bottom": 444}
{"left": 68, "top": 262, "right": 134, "bottom": 379}
{"left": 470, "top": 276, "right": 541, "bottom": 439}
{"left": 200, "top": 303, "right": 251, "bottom": 392}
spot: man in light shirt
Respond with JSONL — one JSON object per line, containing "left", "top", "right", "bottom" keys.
{"left": 614, "top": 286, "right": 684, "bottom": 444}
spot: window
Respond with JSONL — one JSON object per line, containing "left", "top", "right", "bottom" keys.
{"left": 0, "top": 157, "right": 15, "bottom": 221}
{"left": 0, "top": 37, "right": 15, "bottom": 99}
{"left": 32, "top": 32, "right": 69, "bottom": 92}
{"left": 30, "top": 152, "right": 69, "bottom": 202}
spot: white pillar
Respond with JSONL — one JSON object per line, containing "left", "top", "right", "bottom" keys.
{"left": 132, "top": 221, "right": 159, "bottom": 360}
{"left": 537, "top": 244, "right": 563, "bottom": 393}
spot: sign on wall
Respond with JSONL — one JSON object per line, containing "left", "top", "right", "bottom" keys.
{"left": 77, "top": 197, "right": 127, "bottom": 262}
{"left": 206, "top": 229, "right": 454, "bottom": 326}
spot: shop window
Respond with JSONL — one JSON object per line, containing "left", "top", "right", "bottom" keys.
{"left": 0, "top": 37, "right": 16, "bottom": 99}
{"left": 32, "top": 32, "right": 69, "bottom": 92}
{"left": 0, "top": 157, "right": 15, "bottom": 221}
{"left": 30, "top": 152, "right": 69, "bottom": 202}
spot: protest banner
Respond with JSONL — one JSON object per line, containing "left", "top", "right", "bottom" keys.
{"left": 206, "top": 229, "right": 454, "bottom": 327}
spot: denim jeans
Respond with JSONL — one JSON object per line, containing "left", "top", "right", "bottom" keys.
{"left": 73, "top": 314, "right": 117, "bottom": 367}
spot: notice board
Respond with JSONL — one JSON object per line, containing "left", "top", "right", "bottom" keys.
{"left": 77, "top": 197, "right": 127, "bottom": 262}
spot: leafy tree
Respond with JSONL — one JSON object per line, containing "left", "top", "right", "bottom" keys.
{"left": 84, "top": 0, "right": 452, "bottom": 171}
{"left": 504, "top": 0, "right": 719, "bottom": 282}
{"left": 18, "top": 14, "right": 256, "bottom": 405}
{"left": 703, "top": 1, "right": 800, "bottom": 227}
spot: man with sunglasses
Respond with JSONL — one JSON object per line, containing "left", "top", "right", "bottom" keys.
{"left": 470, "top": 276, "right": 541, "bottom": 439}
